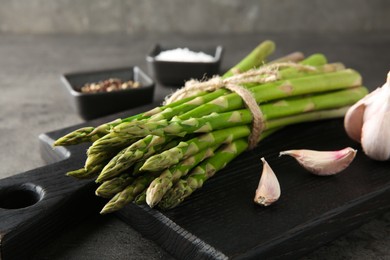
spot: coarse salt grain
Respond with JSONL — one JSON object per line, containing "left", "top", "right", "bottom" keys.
{"left": 155, "top": 48, "right": 215, "bottom": 62}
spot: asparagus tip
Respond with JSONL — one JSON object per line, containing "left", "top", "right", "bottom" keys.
{"left": 146, "top": 177, "right": 173, "bottom": 208}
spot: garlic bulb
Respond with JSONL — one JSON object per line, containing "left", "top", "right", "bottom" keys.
{"left": 344, "top": 71, "right": 390, "bottom": 161}
{"left": 254, "top": 158, "right": 281, "bottom": 206}
{"left": 279, "top": 147, "right": 357, "bottom": 176}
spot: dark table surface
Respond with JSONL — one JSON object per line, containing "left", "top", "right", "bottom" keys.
{"left": 0, "top": 32, "right": 389, "bottom": 259}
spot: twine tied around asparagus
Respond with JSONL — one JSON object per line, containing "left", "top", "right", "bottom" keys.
{"left": 163, "top": 62, "right": 316, "bottom": 150}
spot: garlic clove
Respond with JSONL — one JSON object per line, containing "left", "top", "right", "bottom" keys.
{"left": 279, "top": 147, "right": 357, "bottom": 176}
{"left": 344, "top": 99, "right": 366, "bottom": 142}
{"left": 344, "top": 87, "right": 383, "bottom": 142}
{"left": 360, "top": 75, "right": 390, "bottom": 160}
{"left": 361, "top": 111, "right": 390, "bottom": 160}
{"left": 347, "top": 72, "right": 390, "bottom": 161}
{"left": 254, "top": 158, "right": 281, "bottom": 206}
{"left": 344, "top": 71, "right": 390, "bottom": 161}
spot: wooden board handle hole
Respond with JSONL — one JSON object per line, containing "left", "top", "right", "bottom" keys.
{"left": 0, "top": 183, "right": 45, "bottom": 209}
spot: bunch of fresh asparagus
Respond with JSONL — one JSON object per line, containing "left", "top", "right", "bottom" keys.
{"left": 54, "top": 40, "right": 368, "bottom": 213}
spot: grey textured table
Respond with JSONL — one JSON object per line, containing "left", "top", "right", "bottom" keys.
{"left": 0, "top": 32, "right": 389, "bottom": 259}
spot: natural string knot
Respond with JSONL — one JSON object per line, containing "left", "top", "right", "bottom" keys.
{"left": 163, "top": 62, "right": 316, "bottom": 150}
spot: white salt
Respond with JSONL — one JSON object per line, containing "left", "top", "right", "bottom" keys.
{"left": 155, "top": 48, "right": 215, "bottom": 62}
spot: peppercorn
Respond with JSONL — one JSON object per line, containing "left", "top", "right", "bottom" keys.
{"left": 80, "top": 78, "right": 141, "bottom": 93}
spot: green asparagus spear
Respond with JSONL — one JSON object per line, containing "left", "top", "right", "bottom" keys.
{"left": 100, "top": 172, "right": 160, "bottom": 214}
{"left": 158, "top": 138, "right": 252, "bottom": 209}
{"left": 158, "top": 103, "right": 358, "bottom": 210}
{"left": 66, "top": 163, "right": 105, "bottom": 179}
{"left": 113, "top": 86, "right": 367, "bottom": 138}
{"left": 102, "top": 104, "right": 349, "bottom": 206}
{"left": 223, "top": 40, "right": 275, "bottom": 78}
{"left": 87, "top": 132, "right": 136, "bottom": 155}
{"left": 53, "top": 127, "right": 97, "bottom": 146}
{"left": 113, "top": 54, "right": 329, "bottom": 133}
{"left": 179, "top": 69, "right": 362, "bottom": 120}
{"left": 134, "top": 190, "right": 147, "bottom": 205}
{"left": 96, "top": 135, "right": 174, "bottom": 183}
{"left": 146, "top": 145, "right": 218, "bottom": 207}
{"left": 140, "top": 125, "right": 252, "bottom": 172}
{"left": 134, "top": 86, "right": 367, "bottom": 172}
{"left": 95, "top": 172, "right": 134, "bottom": 198}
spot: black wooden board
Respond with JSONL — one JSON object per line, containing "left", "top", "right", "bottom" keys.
{"left": 0, "top": 103, "right": 389, "bottom": 259}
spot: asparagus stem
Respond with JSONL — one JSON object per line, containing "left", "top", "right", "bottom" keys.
{"left": 265, "top": 106, "right": 350, "bottom": 129}
{"left": 102, "top": 89, "right": 362, "bottom": 200}
{"left": 157, "top": 138, "right": 254, "bottom": 209}
{"left": 95, "top": 173, "right": 134, "bottom": 198}
{"left": 267, "top": 51, "right": 305, "bottom": 64}
{"left": 53, "top": 127, "right": 96, "bottom": 146}
{"left": 180, "top": 69, "right": 362, "bottom": 120}
{"left": 54, "top": 117, "right": 143, "bottom": 147}
{"left": 134, "top": 190, "right": 147, "bottom": 205}
{"left": 103, "top": 103, "right": 353, "bottom": 211}
{"left": 90, "top": 70, "right": 361, "bottom": 171}
{"left": 113, "top": 60, "right": 345, "bottom": 136}
{"left": 277, "top": 62, "right": 344, "bottom": 80}
{"left": 66, "top": 163, "right": 104, "bottom": 179}
{"left": 100, "top": 172, "right": 159, "bottom": 214}
{"left": 87, "top": 132, "right": 136, "bottom": 155}
{"left": 84, "top": 133, "right": 139, "bottom": 171}
{"left": 146, "top": 145, "right": 218, "bottom": 207}
{"left": 140, "top": 126, "right": 252, "bottom": 172}
{"left": 223, "top": 40, "right": 275, "bottom": 78}
{"left": 54, "top": 96, "right": 200, "bottom": 147}
{"left": 113, "top": 54, "right": 329, "bottom": 134}
{"left": 84, "top": 151, "right": 118, "bottom": 171}
{"left": 139, "top": 85, "right": 366, "bottom": 173}
{"left": 96, "top": 135, "right": 175, "bottom": 183}
{"left": 159, "top": 104, "right": 357, "bottom": 210}
{"left": 105, "top": 130, "right": 277, "bottom": 212}
{"left": 111, "top": 74, "right": 363, "bottom": 139}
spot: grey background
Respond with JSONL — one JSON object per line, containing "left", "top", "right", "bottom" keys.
{"left": 0, "top": 0, "right": 389, "bottom": 34}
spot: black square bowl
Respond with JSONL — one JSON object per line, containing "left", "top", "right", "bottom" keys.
{"left": 146, "top": 44, "right": 224, "bottom": 87}
{"left": 61, "top": 67, "right": 155, "bottom": 120}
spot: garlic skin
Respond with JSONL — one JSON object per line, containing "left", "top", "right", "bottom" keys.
{"left": 279, "top": 147, "right": 357, "bottom": 176}
{"left": 254, "top": 158, "right": 281, "bottom": 206}
{"left": 344, "top": 71, "right": 390, "bottom": 161}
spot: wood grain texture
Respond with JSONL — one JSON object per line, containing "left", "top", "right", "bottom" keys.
{"left": 1, "top": 103, "right": 388, "bottom": 259}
